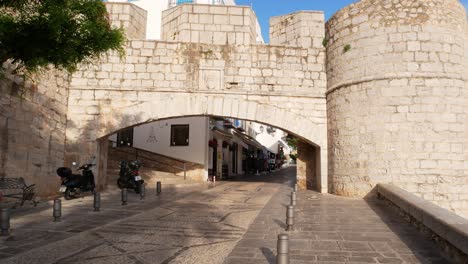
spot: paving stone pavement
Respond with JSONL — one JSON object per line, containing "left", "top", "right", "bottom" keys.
{"left": 225, "top": 182, "right": 453, "bottom": 264}
{"left": 1, "top": 167, "right": 451, "bottom": 264}
{"left": 0, "top": 183, "right": 211, "bottom": 260}
{"left": 0, "top": 168, "right": 292, "bottom": 264}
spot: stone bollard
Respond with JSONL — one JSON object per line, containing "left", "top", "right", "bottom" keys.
{"left": 156, "top": 181, "right": 161, "bottom": 195}
{"left": 121, "top": 188, "right": 128, "bottom": 205}
{"left": 140, "top": 183, "right": 145, "bottom": 200}
{"left": 290, "top": 192, "right": 297, "bottom": 206}
{"left": 286, "top": 205, "right": 294, "bottom": 231}
{"left": 93, "top": 192, "right": 101, "bottom": 212}
{"left": 0, "top": 208, "right": 10, "bottom": 236}
{"left": 53, "top": 198, "right": 62, "bottom": 222}
{"left": 277, "top": 234, "right": 289, "bottom": 264}
{"left": 294, "top": 184, "right": 298, "bottom": 192}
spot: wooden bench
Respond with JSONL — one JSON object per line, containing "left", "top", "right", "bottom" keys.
{"left": 0, "top": 177, "right": 38, "bottom": 208}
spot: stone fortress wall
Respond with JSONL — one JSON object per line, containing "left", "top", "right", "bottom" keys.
{"left": 66, "top": 3, "right": 328, "bottom": 192}
{"left": 325, "top": 0, "right": 468, "bottom": 217}
{"left": 0, "top": 68, "right": 70, "bottom": 197}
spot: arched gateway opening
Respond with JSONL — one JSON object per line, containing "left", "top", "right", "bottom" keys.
{"left": 64, "top": 97, "right": 327, "bottom": 193}
{"left": 63, "top": 2, "right": 329, "bottom": 196}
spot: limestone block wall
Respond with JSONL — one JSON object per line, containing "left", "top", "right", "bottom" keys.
{"left": 297, "top": 140, "right": 319, "bottom": 190}
{"left": 161, "top": 4, "right": 257, "bottom": 45}
{"left": 66, "top": 40, "right": 328, "bottom": 191}
{"left": 105, "top": 3, "right": 147, "bottom": 39}
{"left": 66, "top": 40, "right": 328, "bottom": 156}
{"left": 326, "top": 0, "right": 468, "bottom": 218}
{"left": 70, "top": 41, "right": 326, "bottom": 97}
{"left": 0, "top": 67, "right": 69, "bottom": 197}
{"left": 270, "top": 11, "right": 325, "bottom": 50}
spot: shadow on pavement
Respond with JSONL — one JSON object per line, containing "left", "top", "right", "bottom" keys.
{"left": 260, "top": 247, "right": 275, "bottom": 264}
{"left": 365, "top": 198, "right": 453, "bottom": 264}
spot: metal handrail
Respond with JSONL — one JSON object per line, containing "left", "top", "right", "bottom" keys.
{"left": 108, "top": 140, "right": 187, "bottom": 180}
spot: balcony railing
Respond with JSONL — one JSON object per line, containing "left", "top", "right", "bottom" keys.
{"left": 168, "top": 0, "right": 226, "bottom": 8}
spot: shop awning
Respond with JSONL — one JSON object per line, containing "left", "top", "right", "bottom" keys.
{"left": 212, "top": 127, "right": 233, "bottom": 139}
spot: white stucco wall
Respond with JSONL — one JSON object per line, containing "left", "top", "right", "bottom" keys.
{"left": 248, "top": 122, "right": 290, "bottom": 154}
{"left": 131, "top": 116, "right": 208, "bottom": 164}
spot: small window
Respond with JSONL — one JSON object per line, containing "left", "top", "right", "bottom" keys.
{"left": 171, "top": 125, "right": 189, "bottom": 146}
{"left": 117, "top": 127, "right": 133, "bottom": 147}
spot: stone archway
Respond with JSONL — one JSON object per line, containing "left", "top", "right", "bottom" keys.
{"left": 65, "top": 92, "right": 328, "bottom": 193}
{"left": 63, "top": 3, "right": 329, "bottom": 195}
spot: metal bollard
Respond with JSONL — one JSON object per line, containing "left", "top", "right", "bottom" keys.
{"left": 290, "top": 192, "right": 297, "bottom": 206}
{"left": 156, "top": 181, "right": 161, "bottom": 195}
{"left": 93, "top": 192, "right": 101, "bottom": 212}
{"left": 53, "top": 198, "right": 62, "bottom": 222}
{"left": 286, "top": 205, "right": 294, "bottom": 231}
{"left": 294, "top": 184, "right": 298, "bottom": 192}
{"left": 140, "top": 183, "right": 145, "bottom": 200}
{"left": 0, "top": 208, "right": 10, "bottom": 236}
{"left": 121, "top": 188, "right": 128, "bottom": 205}
{"left": 277, "top": 234, "right": 289, "bottom": 264}
{"left": 213, "top": 176, "right": 216, "bottom": 185}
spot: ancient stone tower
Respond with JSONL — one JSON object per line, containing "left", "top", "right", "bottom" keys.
{"left": 326, "top": 0, "right": 468, "bottom": 216}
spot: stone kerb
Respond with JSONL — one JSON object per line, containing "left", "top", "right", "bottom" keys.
{"left": 378, "top": 184, "right": 468, "bottom": 261}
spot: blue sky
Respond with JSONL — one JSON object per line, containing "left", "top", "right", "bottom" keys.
{"left": 235, "top": 0, "right": 468, "bottom": 43}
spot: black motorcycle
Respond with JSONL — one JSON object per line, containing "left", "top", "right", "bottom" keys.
{"left": 57, "top": 163, "right": 96, "bottom": 200}
{"left": 117, "top": 160, "right": 144, "bottom": 193}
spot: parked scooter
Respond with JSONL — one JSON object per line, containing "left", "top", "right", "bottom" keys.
{"left": 117, "top": 160, "right": 144, "bottom": 193}
{"left": 56, "top": 162, "right": 96, "bottom": 200}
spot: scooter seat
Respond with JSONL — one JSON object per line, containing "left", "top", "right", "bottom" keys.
{"left": 57, "top": 167, "right": 72, "bottom": 177}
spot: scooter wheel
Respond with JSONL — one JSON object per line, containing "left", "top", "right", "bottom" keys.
{"left": 117, "top": 179, "right": 125, "bottom": 189}
{"left": 135, "top": 181, "right": 141, "bottom": 194}
{"left": 64, "top": 189, "right": 73, "bottom": 200}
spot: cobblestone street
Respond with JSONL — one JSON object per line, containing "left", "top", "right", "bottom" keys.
{"left": 1, "top": 167, "right": 451, "bottom": 263}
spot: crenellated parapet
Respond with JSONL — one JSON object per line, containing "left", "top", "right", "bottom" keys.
{"left": 161, "top": 4, "right": 259, "bottom": 45}
{"left": 270, "top": 11, "right": 325, "bottom": 50}
{"left": 105, "top": 2, "right": 147, "bottom": 39}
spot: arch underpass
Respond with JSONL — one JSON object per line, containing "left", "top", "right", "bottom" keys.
{"left": 65, "top": 95, "right": 327, "bottom": 193}
{"left": 64, "top": 3, "right": 329, "bottom": 195}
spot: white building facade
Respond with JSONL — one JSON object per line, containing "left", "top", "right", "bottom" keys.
{"left": 110, "top": 117, "right": 290, "bottom": 181}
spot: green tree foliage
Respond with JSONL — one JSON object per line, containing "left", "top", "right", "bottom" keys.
{"left": 0, "top": 0, "right": 125, "bottom": 74}
{"left": 285, "top": 135, "right": 298, "bottom": 150}
{"left": 289, "top": 153, "right": 297, "bottom": 161}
